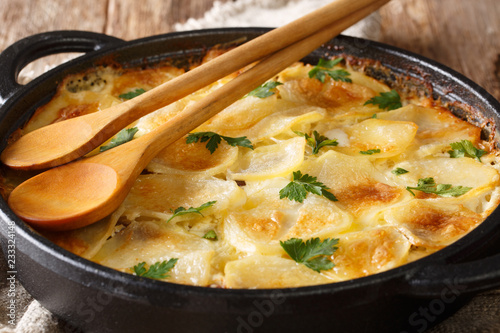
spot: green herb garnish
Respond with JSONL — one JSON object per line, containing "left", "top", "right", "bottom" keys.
{"left": 119, "top": 88, "right": 146, "bottom": 100}
{"left": 186, "top": 132, "right": 253, "bottom": 154}
{"left": 392, "top": 167, "right": 409, "bottom": 176}
{"left": 247, "top": 81, "right": 283, "bottom": 98}
{"left": 308, "top": 58, "right": 352, "bottom": 83}
{"left": 100, "top": 127, "right": 139, "bottom": 152}
{"left": 364, "top": 89, "right": 402, "bottom": 111}
{"left": 448, "top": 140, "right": 486, "bottom": 162}
{"left": 167, "top": 201, "right": 216, "bottom": 223}
{"left": 203, "top": 230, "right": 218, "bottom": 240}
{"left": 360, "top": 149, "right": 381, "bottom": 155}
{"left": 279, "top": 171, "right": 337, "bottom": 203}
{"left": 132, "top": 258, "right": 178, "bottom": 279}
{"left": 280, "top": 237, "right": 339, "bottom": 272}
{"left": 406, "top": 177, "right": 472, "bottom": 197}
{"left": 294, "top": 130, "right": 338, "bottom": 155}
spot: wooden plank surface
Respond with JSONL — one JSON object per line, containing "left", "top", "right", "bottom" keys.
{"left": 0, "top": 0, "right": 499, "bottom": 332}
{"left": 379, "top": 0, "right": 500, "bottom": 101}
{"left": 1, "top": 0, "right": 499, "bottom": 100}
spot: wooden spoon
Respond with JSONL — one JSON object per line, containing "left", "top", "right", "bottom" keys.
{"left": 1, "top": 0, "right": 386, "bottom": 170}
{"left": 8, "top": 0, "right": 389, "bottom": 230}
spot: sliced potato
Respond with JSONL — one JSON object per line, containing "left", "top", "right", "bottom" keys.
{"left": 300, "top": 150, "right": 403, "bottom": 218}
{"left": 282, "top": 195, "right": 353, "bottom": 239}
{"left": 391, "top": 156, "right": 500, "bottom": 193}
{"left": 240, "top": 106, "right": 325, "bottom": 143}
{"left": 93, "top": 221, "right": 214, "bottom": 286}
{"left": 229, "top": 137, "right": 306, "bottom": 181}
{"left": 335, "top": 118, "right": 418, "bottom": 158}
{"left": 147, "top": 135, "right": 238, "bottom": 178}
{"left": 224, "top": 255, "right": 333, "bottom": 288}
{"left": 42, "top": 211, "right": 120, "bottom": 259}
{"left": 224, "top": 179, "right": 351, "bottom": 255}
{"left": 323, "top": 226, "right": 411, "bottom": 280}
{"left": 277, "top": 63, "right": 378, "bottom": 112}
{"left": 377, "top": 104, "right": 482, "bottom": 157}
{"left": 123, "top": 175, "right": 246, "bottom": 223}
{"left": 195, "top": 94, "right": 289, "bottom": 133}
{"left": 384, "top": 200, "right": 482, "bottom": 248}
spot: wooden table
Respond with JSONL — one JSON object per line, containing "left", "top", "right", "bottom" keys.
{"left": 1, "top": 0, "right": 498, "bottom": 101}
{"left": 0, "top": 0, "right": 499, "bottom": 332}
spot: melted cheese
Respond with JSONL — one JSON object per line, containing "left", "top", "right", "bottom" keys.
{"left": 147, "top": 136, "right": 239, "bottom": 178}
{"left": 8, "top": 56, "right": 500, "bottom": 289}
{"left": 225, "top": 255, "right": 333, "bottom": 288}
{"left": 377, "top": 104, "right": 483, "bottom": 158}
{"left": 224, "top": 182, "right": 352, "bottom": 255}
{"left": 325, "top": 226, "right": 411, "bottom": 280}
{"left": 228, "top": 137, "right": 306, "bottom": 181}
{"left": 93, "top": 221, "right": 215, "bottom": 286}
{"left": 384, "top": 200, "right": 482, "bottom": 248}
{"left": 334, "top": 118, "right": 418, "bottom": 158}
{"left": 277, "top": 63, "right": 380, "bottom": 112}
{"left": 300, "top": 150, "right": 404, "bottom": 222}
{"left": 122, "top": 174, "right": 246, "bottom": 222}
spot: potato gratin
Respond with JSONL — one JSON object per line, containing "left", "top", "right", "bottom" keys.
{"left": 2, "top": 50, "right": 500, "bottom": 288}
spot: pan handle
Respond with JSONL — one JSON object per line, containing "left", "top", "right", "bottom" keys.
{"left": 404, "top": 252, "right": 500, "bottom": 298}
{"left": 0, "top": 30, "right": 123, "bottom": 103}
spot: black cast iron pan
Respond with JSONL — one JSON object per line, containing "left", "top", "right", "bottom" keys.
{"left": 0, "top": 29, "right": 500, "bottom": 333}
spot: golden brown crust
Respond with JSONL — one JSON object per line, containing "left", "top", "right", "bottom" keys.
{"left": 153, "top": 135, "right": 233, "bottom": 171}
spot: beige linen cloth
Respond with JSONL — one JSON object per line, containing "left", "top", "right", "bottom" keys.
{"left": 0, "top": 0, "right": 499, "bottom": 332}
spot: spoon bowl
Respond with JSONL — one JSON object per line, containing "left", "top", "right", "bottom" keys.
{"left": 8, "top": 162, "right": 120, "bottom": 230}
{"left": 2, "top": 115, "right": 101, "bottom": 170}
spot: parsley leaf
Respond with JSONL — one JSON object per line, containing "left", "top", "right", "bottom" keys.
{"left": 364, "top": 89, "right": 402, "bottom": 111}
{"left": 294, "top": 130, "right": 338, "bottom": 155}
{"left": 360, "top": 149, "right": 381, "bottom": 155}
{"left": 406, "top": 177, "right": 472, "bottom": 197}
{"left": 280, "top": 237, "right": 339, "bottom": 272}
{"left": 247, "top": 81, "right": 283, "bottom": 98}
{"left": 186, "top": 132, "right": 253, "bottom": 154}
{"left": 167, "top": 201, "right": 216, "bottom": 223}
{"left": 279, "top": 171, "right": 337, "bottom": 203}
{"left": 119, "top": 88, "right": 146, "bottom": 100}
{"left": 100, "top": 127, "right": 139, "bottom": 152}
{"left": 448, "top": 140, "right": 486, "bottom": 162}
{"left": 132, "top": 258, "right": 178, "bottom": 279}
{"left": 392, "top": 167, "right": 409, "bottom": 176}
{"left": 203, "top": 230, "right": 218, "bottom": 240}
{"left": 308, "top": 57, "right": 352, "bottom": 83}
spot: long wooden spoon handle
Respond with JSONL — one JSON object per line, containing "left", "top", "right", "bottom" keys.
{"left": 119, "top": 0, "right": 390, "bottom": 173}
{"left": 115, "top": 0, "right": 386, "bottom": 121}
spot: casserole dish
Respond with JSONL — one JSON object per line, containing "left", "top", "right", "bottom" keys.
{"left": 1, "top": 28, "right": 500, "bottom": 333}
